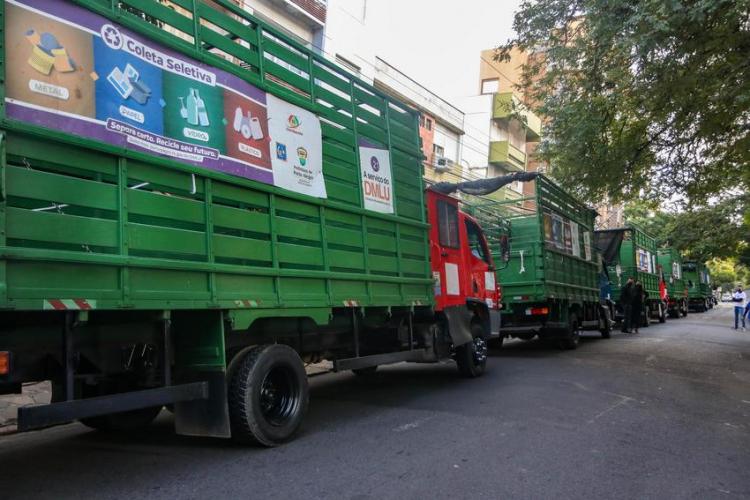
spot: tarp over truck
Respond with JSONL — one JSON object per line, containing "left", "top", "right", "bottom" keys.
{"left": 594, "top": 226, "right": 660, "bottom": 302}
{"left": 471, "top": 174, "right": 600, "bottom": 305}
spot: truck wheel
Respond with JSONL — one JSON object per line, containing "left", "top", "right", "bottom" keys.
{"left": 352, "top": 366, "right": 378, "bottom": 376}
{"left": 681, "top": 302, "right": 688, "bottom": 317}
{"left": 80, "top": 405, "right": 162, "bottom": 432}
{"left": 658, "top": 303, "right": 667, "bottom": 323}
{"left": 455, "top": 323, "right": 487, "bottom": 378}
{"left": 560, "top": 314, "right": 581, "bottom": 350}
{"left": 228, "top": 344, "right": 309, "bottom": 446}
{"left": 641, "top": 308, "right": 650, "bottom": 328}
{"left": 599, "top": 307, "right": 612, "bottom": 339}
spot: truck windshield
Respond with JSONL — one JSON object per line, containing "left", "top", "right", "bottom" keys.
{"left": 465, "top": 219, "right": 490, "bottom": 263}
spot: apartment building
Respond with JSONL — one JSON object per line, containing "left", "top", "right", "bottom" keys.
{"left": 236, "top": 0, "right": 327, "bottom": 49}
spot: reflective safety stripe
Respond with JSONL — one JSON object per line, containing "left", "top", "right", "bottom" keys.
{"left": 43, "top": 299, "right": 96, "bottom": 310}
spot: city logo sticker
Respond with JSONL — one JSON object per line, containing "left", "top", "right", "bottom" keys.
{"left": 297, "top": 147, "right": 308, "bottom": 166}
{"left": 370, "top": 155, "right": 380, "bottom": 172}
{"left": 287, "top": 114, "right": 300, "bottom": 129}
{"left": 276, "top": 142, "right": 288, "bottom": 161}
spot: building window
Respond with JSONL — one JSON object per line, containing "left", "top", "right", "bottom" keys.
{"left": 420, "top": 115, "right": 433, "bottom": 131}
{"left": 335, "top": 54, "right": 360, "bottom": 74}
{"left": 481, "top": 78, "right": 499, "bottom": 95}
{"left": 433, "top": 144, "right": 444, "bottom": 157}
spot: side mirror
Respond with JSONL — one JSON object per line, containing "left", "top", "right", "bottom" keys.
{"left": 500, "top": 235, "right": 511, "bottom": 263}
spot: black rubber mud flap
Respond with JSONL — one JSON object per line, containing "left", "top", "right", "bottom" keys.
{"left": 175, "top": 371, "right": 231, "bottom": 438}
{"left": 443, "top": 306, "right": 474, "bottom": 347}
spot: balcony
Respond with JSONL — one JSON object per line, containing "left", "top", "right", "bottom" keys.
{"left": 489, "top": 140, "right": 526, "bottom": 171}
{"left": 267, "top": 0, "right": 327, "bottom": 27}
{"left": 492, "top": 92, "right": 541, "bottom": 141}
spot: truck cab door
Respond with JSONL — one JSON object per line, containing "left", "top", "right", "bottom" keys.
{"left": 462, "top": 215, "right": 497, "bottom": 308}
{"left": 429, "top": 194, "right": 465, "bottom": 309}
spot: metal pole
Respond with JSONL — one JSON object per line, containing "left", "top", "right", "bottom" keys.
{"left": 162, "top": 315, "right": 172, "bottom": 386}
{"left": 408, "top": 312, "right": 414, "bottom": 351}
{"left": 62, "top": 312, "right": 75, "bottom": 401}
{"left": 352, "top": 308, "right": 360, "bottom": 358}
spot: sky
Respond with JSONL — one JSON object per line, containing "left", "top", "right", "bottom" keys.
{"left": 327, "top": 0, "right": 522, "bottom": 105}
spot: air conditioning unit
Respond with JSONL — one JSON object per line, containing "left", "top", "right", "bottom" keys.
{"left": 434, "top": 157, "right": 454, "bottom": 172}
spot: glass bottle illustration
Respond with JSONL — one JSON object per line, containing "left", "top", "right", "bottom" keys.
{"left": 186, "top": 89, "right": 199, "bottom": 126}
{"left": 195, "top": 89, "right": 210, "bottom": 127}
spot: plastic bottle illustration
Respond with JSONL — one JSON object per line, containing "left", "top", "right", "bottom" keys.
{"left": 250, "top": 116, "right": 263, "bottom": 140}
{"left": 186, "top": 89, "right": 198, "bottom": 126}
{"left": 179, "top": 97, "right": 188, "bottom": 119}
{"left": 233, "top": 107, "right": 244, "bottom": 133}
{"left": 232, "top": 107, "right": 265, "bottom": 141}
{"left": 195, "top": 89, "right": 210, "bottom": 127}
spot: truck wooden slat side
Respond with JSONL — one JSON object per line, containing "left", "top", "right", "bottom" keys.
{"left": 682, "top": 260, "right": 714, "bottom": 312}
{"left": 471, "top": 175, "right": 612, "bottom": 349}
{"left": 0, "top": 0, "right": 503, "bottom": 445}
{"left": 657, "top": 247, "right": 688, "bottom": 318}
{"left": 595, "top": 225, "right": 667, "bottom": 326}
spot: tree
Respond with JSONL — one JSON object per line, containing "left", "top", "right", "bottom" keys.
{"left": 707, "top": 258, "right": 750, "bottom": 291}
{"left": 499, "top": 0, "right": 750, "bottom": 204}
{"left": 623, "top": 193, "right": 749, "bottom": 261}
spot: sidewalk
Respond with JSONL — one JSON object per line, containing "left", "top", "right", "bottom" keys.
{"left": 0, "top": 381, "right": 51, "bottom": 434}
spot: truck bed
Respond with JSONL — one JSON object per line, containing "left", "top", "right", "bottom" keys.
{"left": 0, "top": 0, "right": 432, "bottom": 317}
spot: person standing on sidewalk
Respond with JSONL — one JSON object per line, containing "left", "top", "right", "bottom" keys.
{"left": 732, "top": 286, "right": 747, "bottom": 331}
{"left": 621, "top": 277, "right": 635, "bottom": 333}
{"left": 632, "top": 280, "right": 645, "bottom": 334}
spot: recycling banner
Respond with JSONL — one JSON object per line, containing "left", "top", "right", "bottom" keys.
{"left": 3, "top": 0, "right": 326, "bottom": 198}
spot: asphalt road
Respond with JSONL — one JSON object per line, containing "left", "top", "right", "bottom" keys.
{"left": 1, "top": 303, "right": 749, "bottom": 499}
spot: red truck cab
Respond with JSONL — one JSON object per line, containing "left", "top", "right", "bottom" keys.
{"left": 426, "top": 189, "right": 501, "bottom": 342}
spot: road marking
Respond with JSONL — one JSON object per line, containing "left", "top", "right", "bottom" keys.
{"left": 394, "top": 415, "right": 434, "bottom": 432}
{"left": 588, "top": 394, "right": 635, "bottom": 423}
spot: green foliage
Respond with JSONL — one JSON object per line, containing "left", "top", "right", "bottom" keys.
{"left": 499, "top": 0, "right": 750, "bottom": 204}
{"left": 707, "top": 258, "right": 749, "bottom": 290}
{"left": 623, "top": 194, "right": 749, "bottom": 261}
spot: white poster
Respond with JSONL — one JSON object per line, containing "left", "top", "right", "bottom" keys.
{"left": 583, "top": 231, "right": 592, "bottom": 261}
{"left": 359, "top": 141, "right": 394, "bottom": 214}
{"left": 266, "top": 94, "right": 326, "bottom": 198}
{"left": 570, "top": 221, "right": 581, "bottom": 258}
{"left": 445, "top": 263, "right": 460, "bottom": 295}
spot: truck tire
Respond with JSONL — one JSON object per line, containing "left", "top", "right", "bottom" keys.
{"left": 599, "top": 307, "right": 612, "bottom": 339}
{"left": 681, "top": 301, "right": 688, "bottom": 317}
{"left": 80, "top": 406, "right": 162, "bottom": 432}
{"left": 658, "top": 302, "right": 667, "bottom": 323}
{"left": 228, "top": 344, "right": 309, "bottom": 446}
{"left": 455, "top": 323, "right": 487, "bottom": 378}
{"left": 559, "top": 314, "right": 581, "bottom": 350}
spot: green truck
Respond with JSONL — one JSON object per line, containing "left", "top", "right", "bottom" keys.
{"left": 595, "top": 225, "right": 667, "bottom": 326}
{"left": 473, "top": 175, "right": 612, "bottom": 349}
{"left": 0, "top": 0, "right": 506, "bottom": 445}
{"left": 657, "top": 248, "right": 688, "bottom": 318}
{"left": 682, "top": 261, "right": 714, "bottom": 312}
